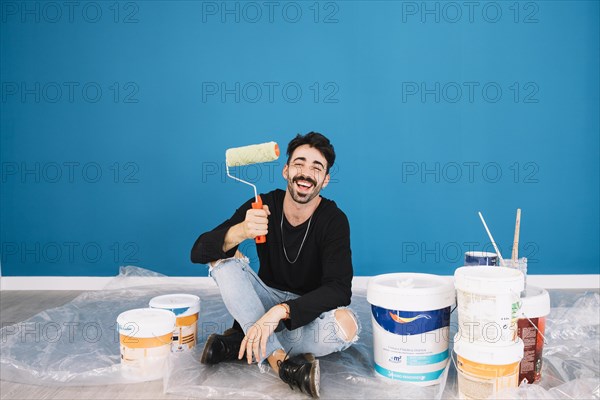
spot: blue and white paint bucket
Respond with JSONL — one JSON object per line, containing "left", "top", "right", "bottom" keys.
{"left": 367, "top": 273, "right": 456, "bottom": 386}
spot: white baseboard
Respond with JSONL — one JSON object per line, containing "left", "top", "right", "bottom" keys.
{"left": 1, "top": 275, "right": 598, "bottom": 291}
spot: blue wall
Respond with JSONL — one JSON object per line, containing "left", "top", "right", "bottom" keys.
{"left": 1, "top": 1, "right": 598, "bottom": 277}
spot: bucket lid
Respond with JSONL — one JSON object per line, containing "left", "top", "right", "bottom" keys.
{"left": 454, "top": 266, "right": 524, "bottom": 294}
{"left": 465, "top": 251, "right": 497, "bottom": 258}
{"left": 519, "top": 286, "right": 550, "bottom": 318}
{"left": 367, "top": 273, "right": 455, "bottom": 311}
{"left": 453, "top": 333, "right": 524, "bottom": 365}
{"left": 117, "top": 308, "right": 176, "bottom": 338}
{"left": 149, "top": 294, "right": 200, "bottom": 316}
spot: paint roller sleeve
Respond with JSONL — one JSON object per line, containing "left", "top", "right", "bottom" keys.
{"left": 225, "top": 142, "right": 280, "bottom": 167}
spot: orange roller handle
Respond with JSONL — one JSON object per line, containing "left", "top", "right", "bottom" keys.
{"left": 252, "top": 195, "right": 266, "bottom": 244}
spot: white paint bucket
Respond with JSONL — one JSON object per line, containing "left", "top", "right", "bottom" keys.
{"left": 517, "top": 286, "right": 550, "bottom": 384}
{"left": 367, "top": 273, "right": 456, "bottom": 385}
{"left": 454, "top": 266, "right": 524, "bottom": 345}
{"left": 117, "top": 308, "right": 176, "bottom": 381}
{"left": 149, "top": 294, "right": 200, "bottom": 352}
{"left": 454, "top": 334, "right": 524, "bottom": 399}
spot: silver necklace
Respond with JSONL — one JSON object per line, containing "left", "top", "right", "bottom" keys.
{"left": 281, "top": 211, "right": 313, "bottom": 264}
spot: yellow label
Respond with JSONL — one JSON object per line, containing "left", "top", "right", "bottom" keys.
{"left": 457, "top": 355, "right": 519, "bottom": 399}
{"left": 176, "top": 313, "right": 198, "bottom": 327}
{"left": 120, "top": 333, "right": 173, "bottom": 349}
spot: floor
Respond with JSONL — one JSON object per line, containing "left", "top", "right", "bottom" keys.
{"left": 2, "top": 288, "right": 598, "bottom": 400}
{"left": 0, "top": 291, "right": 192, "bottom": 400}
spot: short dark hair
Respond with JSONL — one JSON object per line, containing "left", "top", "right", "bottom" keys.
{"left": 286, "top": 132, "right": 336, "bottom": 174}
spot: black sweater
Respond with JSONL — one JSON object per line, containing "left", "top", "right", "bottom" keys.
{"left": 190, "top": 189, "right": 353, "bottom": 330}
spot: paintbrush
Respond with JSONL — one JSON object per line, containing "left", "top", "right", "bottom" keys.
{"left": 478, "top": 211, "right": 505, "bottom": 266}
{"left": 512, "top": 209, "right": 521, "bottom": 262}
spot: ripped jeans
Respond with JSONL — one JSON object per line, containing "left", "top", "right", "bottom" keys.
{"left": 209, "top": 256, "right": 361, "bottom": 367}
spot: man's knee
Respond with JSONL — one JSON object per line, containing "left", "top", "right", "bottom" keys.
{"left": 209, "top": 250, "right": 246, "bottom": 269}
{"left": 334, "top": 308, "right": 358, "bottom": 342}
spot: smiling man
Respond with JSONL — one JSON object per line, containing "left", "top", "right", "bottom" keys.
{"left": 191, "top": 132, "right": 359, "bottom": 398}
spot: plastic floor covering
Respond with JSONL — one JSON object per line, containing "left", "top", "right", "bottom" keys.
{"left": 1, "top": 267, "right": 598, "bottom": 399}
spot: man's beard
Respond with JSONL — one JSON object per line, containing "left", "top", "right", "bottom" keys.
{"left": 286, "top": 175, "right": 322, "bottom": 204}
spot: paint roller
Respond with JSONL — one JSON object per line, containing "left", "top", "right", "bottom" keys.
{"left": 226, "top": 141, "right": 280, "bottom": 244}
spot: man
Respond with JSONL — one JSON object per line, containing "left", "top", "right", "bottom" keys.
{"left": 191, "top": 132, "right": 359, "bottom": 398}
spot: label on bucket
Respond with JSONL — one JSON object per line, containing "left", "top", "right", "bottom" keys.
{"left": 172, "top": 314, "right": 199, "bottom": 352}
{"left": 518, "top": 316, "right": 545, "bottom": 384}
{"left": 371, "top": 306, "right": 451, "bottom": 384}
{"left": 456, "top": 355, "right": 520, "bottom": 400}
{"left": 371, "top": 305, "right": 450, "bottom": 335}
{"left": 457, "top": 290, "right": 520, "bottom": 344}
{"left": 120, "top": 333, "right": 172, "bottom": 381}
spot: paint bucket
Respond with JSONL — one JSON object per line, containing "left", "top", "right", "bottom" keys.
{"left": 149, "top": 294, "right": 201, "bottom": 352}
{"left": 454, "top": 334, "right": 524, "bottom": 399}
{"left": 455, "top": 266, "right": 524, "bottom": 345}
{"left": 517, "top": 286, "right": 550, "bottom": 384}
{"left": 117, "top": 308, "right": 176, "bottom": 381}
{"left": 367, "top": 273, "right": 455, "bottom": 385}
{"left": 464, "top": 251, "right": 498, "bottom": 266}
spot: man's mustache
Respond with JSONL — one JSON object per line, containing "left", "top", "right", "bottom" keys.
{"left": 292, "top": 175, "right": 317, "bottom": 186}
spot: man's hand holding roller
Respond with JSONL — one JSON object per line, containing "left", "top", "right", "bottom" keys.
{"left": 222, "top": 205, "right": 270, "bottom": 253}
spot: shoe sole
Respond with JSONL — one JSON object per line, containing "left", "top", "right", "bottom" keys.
{"left": 307, "top": 355, "right": 320, "bottom": 398}
{"left": 200, "top": 333, "right": 217, "bottom": 364}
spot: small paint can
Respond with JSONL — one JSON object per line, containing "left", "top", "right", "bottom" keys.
{"left": 464, "top": 251, "right": 498, "bottom": 266}
{"left": 117, "top": 308, "right": 176, "bottom": 381}
{"left": 149, "top": 294, "right": 200, "bottom": 352}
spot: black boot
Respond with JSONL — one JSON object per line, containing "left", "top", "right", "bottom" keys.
{"left": 278, "top": 353, "right": 320, "bottom": 398}
{"left": 200, "top": 328, "right": 244, "bottom": 365}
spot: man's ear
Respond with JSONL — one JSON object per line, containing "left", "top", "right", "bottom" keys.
{"left": 282, "top": 163, "right": 289, "bottom": 180}
{"left": 322, "top": 173, "right": 330, "bottom": 189}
